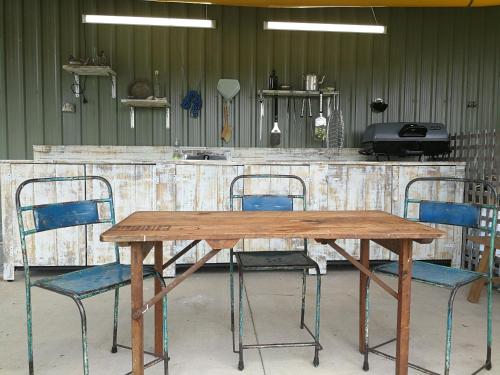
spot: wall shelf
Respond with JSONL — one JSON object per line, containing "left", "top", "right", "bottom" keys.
{"left": 120, "top": 98, "right": 170, "bottom": 129}
{"left": 258, "top": 89, "right": 339, "bottom": 97}
{"left": 63, "top": 65, "right": 117, "bottom": 99}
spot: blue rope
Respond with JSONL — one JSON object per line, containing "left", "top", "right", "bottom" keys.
{"left": 181, "top": 90, "right": 202, "bottom": 118}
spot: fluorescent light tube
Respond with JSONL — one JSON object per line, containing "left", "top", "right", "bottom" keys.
{"left": 264, "top": 21, "right": 386, "bottom": 34}
{"left": 82, "top": 15, "right": 216, "bottom": 29}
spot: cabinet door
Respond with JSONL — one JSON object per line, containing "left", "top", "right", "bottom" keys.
{"left": 172, "top": 164, "right": 243, "bottom": 265}
{"left": 325, "top": 164, "right": 393, "bottom": 263}
{"left": 1, "top": 163, "right": 86, "bottom": 280}
{"left": 392, "top": 164, "right": 465, "bottom": 264}
{"left": 85, "top": 164, "right": 157, "bottom": 265}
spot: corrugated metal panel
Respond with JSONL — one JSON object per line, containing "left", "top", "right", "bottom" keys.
{"left": 0, "top": 0, "right": 498, "bottom": 159}
{"left": 0, "top": 0, "right": 7, "bottom": 160}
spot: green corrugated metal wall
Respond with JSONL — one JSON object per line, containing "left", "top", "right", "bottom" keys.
{"left": 0, "top": 0, "right": 499, "bottom": 159}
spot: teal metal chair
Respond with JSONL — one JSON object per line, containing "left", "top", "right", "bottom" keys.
{"left": 363, "top": 177, "right": 498, "bottom": 375}
{"left": 229, "top": 174, "right": 322, "bottom": 370}
{"left": 16, "top": 176, "right": 169, "bottom": 375}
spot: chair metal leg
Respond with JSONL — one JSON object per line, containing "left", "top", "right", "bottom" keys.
{"left": 111, "top": 288, "right": 119, "bottom": 353}
{"left": 313, "top": 268, "right": 321, "bottom": 367}
{"left": 363, "top": 277, "right": 371, "bottom": 372}
{"left": 26, "top": 285, "right": 34, "bottom": 375}
{"left": 163, "top": 295, "right": 169, "bottom": 375}
{"left": 152, "top": 271, "right": 169, "bottom": 375}
{"left": 230, "top": 249, "right": 235, "bottom": 333}
{"left": 485, "top": 273, "right": 493, "bottom": 371}
{"left": 444, "top": 288, "right": 459, "bottom": 375}
{"left": 238, "top": 265, "right": 245, "bottom": 371}
{"left": 74, "top": 299, "right": 89, "bottom": 375}
{"left": 301, "top": 269, "right": 307, "bottom": 329}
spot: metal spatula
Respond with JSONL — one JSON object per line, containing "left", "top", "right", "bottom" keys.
{"left": 270, "top": 95, "right": 281, "bottom": 146}
{"left": 314, "top": 91, "right": 327, "bottom": 140}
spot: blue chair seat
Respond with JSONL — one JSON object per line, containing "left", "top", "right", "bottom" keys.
{"left": 375, "top": 260, "right": 484, "bottom": 288}
{"left": 236, "top": 251, "right": 318, "bottom": 270}
{"left": 33, "top": 263, "right": 157, "bottom": 298}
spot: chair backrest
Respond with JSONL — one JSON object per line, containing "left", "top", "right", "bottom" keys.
{"left": 230, "top": 174, "right": 306, "bottom": 211}
{"left": 229, "top": 174, "right": 307, "bottom": 250}
{"left": 404, "top": 177, "right": 498, "bottom": 274}
{"left": 16, "top": 176, "right": 118, "bottom": 271}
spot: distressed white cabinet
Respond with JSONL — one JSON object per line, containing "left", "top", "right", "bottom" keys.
{"left": 1, "top": 158, "right": 465, "bottom": 280}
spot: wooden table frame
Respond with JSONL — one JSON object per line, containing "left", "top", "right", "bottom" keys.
{"left": 101, "top": 211, "right": 443, "bottom": 375}
{"left": 467, "top": 236, "right": 500, "bottom": 303}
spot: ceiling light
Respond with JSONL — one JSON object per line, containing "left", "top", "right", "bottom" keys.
{"left": 82, "top": 15, "right": 216, "bottom": 29}
{"left": 264, "top": 21, "right": 385, "bottom": 34}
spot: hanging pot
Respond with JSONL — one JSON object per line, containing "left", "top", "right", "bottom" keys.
{"left": 370, "top": 98, "right": 388, "bottom": 113}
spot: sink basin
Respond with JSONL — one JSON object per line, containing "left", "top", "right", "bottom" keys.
{"left": 185, "top": 153, "right": 227, "bottom": 160}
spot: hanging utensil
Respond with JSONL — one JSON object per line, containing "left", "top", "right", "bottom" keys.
{"left": 314, "top": 91, "right": 327, "bottom": 140}
{"left": 308, "top": 97, "right": 312, "bottom": 118}
{"left": 222, "top": 102, "right": 231, "bottom": 143}
{"left": 217, "top": 79, "right": 240, "bottom": 143}
{"left": 326, "top": 92, "right": 344, "bottom": 150}
{"left": 259, "top": 93, "right": 264, "bottom": 142}
{"left": 270, "top": 92, "right": 281, "bottom": 146}
{"left": 217, "top": 79, "right": 240, "bottom": 101}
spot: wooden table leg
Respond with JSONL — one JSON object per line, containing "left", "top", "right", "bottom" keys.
{"left": 396, "top": 239, "right": 412, "bottom": 375}
{"left": 359, "top": 239, "right": 370, "bottom": 353}
{"left": 154, "top": 241, "right": 164, "bottom": 356}
{"left": 467, "top": 246, "right": 490, "bottom": 303}
{"left": 131, "top": 242, "right": 145, "bottom": 375}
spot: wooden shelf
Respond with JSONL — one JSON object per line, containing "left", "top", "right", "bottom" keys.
{"left": 120, "top": 98, "right": 170, "bottom": 129}
{"left": 63, "top": 65, "right": 116, "bottom": 76}
{"left": 258, "top": 89, "right": 339, "bottom": 97}
{"left": 63, "top": 65, "right": 117, "bottom": 99}
{"left": 121, "top": 98, "right": 170, "bottom": 108}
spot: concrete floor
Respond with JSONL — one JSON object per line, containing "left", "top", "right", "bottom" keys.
{"left": 0, "top": 268, "right": 499, "bottom": 375}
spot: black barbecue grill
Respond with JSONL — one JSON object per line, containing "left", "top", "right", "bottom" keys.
{"left": 359, "top": 122, "right": 450, "bottom": 160}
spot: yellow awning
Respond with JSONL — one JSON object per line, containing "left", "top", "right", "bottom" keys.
{"left": 149, "top": 0, "right": 499, "bottom": 7}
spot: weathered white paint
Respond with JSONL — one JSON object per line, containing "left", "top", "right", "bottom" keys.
{"left": 1, "top": 158, "right": 466, "bottom": 280}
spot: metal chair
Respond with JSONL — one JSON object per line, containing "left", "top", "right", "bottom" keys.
{"left": 16, "top": 176, "right": 169, "bottom": 375}
{"left": 229, "top": 174, "right": 321, "bottom": 370}
{"left": 363, "top": 177, "right": 498, "bottom": 375}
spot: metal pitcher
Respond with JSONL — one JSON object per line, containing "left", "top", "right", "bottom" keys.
{"left": 304, "top": 74, "right": 325, "bottom": 91}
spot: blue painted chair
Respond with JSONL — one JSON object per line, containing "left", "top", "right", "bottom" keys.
{"left": 363, "top": 177, "right": 498, "bottom": 375}
{"left": 16, "top": 176, "right": 168, "bottom": 375}
{"left": 229, "top": 174, "right": 321, "bottom": 370}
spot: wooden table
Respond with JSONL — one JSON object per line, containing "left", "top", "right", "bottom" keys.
{"left": 100, "top": 211, "right": 444, "bottom": 375}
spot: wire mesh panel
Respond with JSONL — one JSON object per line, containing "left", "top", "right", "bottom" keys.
{"left": 449, "top": 130, "right": 499, "bottom": 276}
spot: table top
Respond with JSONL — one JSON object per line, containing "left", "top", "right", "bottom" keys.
{"left": 100, "top": 211, "right": 445, "bottom": 244}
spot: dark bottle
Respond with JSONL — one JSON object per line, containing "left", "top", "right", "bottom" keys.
{"left": 268, "top": 69, "right": 278, "bottom": 90}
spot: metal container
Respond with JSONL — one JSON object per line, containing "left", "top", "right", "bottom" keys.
{"left": 304, "top": 74, "right": 325, "bottom": 91}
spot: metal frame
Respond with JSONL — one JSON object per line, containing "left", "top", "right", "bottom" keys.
{"left": 229, "top": 174, "right": 322, "bottom": 370}
{"left": 363, "top": 177, "right": 498, "bottom": 375}
{"left": 16, "top": 176, "right": 169, "bottom": 375}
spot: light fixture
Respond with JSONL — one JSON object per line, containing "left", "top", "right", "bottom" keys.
{"left": 82, "top": 15, "right": 216, "bottom": 29}
{"left": 263, "top": 21, "right": 386, "bottom": 34}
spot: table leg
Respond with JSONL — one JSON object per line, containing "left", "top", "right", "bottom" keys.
{"left": 131, "top": 242, "right": 144, "bottom": 375}
{"left": 467, "top": 246, "right": 490, "bottom": 303}
{"left": 154, "top": 241, "right": 164, "bottom": 356}
{"left": 359, "top": 239, "right": 370, "bottom": 353}
{"left": 396, "top": 239, "right": 412, "bottom": 375}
